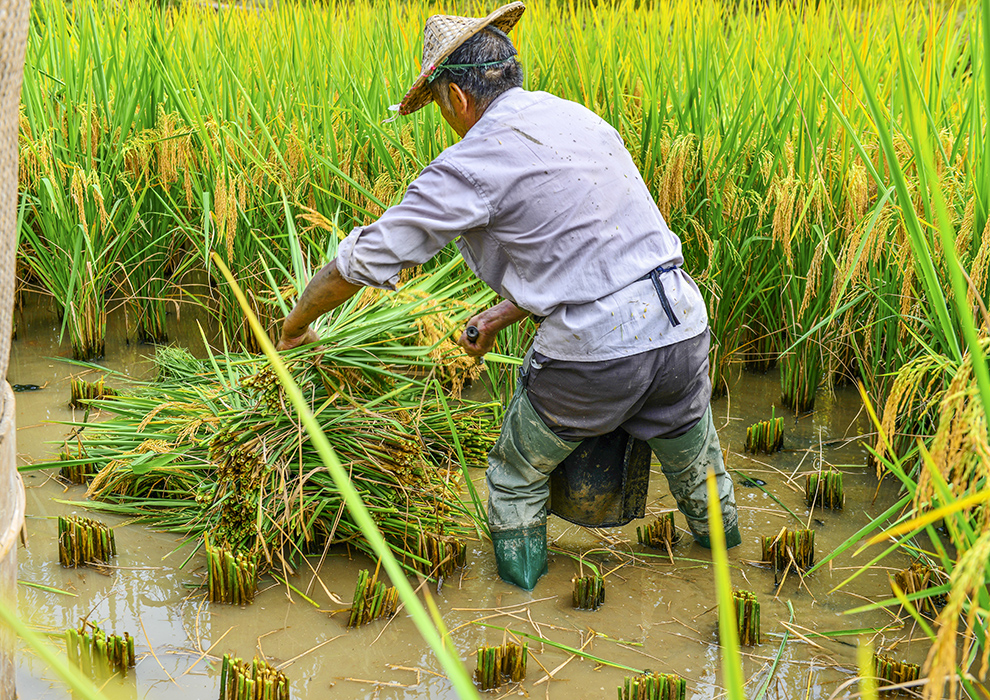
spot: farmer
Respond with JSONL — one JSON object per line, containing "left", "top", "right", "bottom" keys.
{"left": 276, "top": 2, "right": 740, "bottom": 591}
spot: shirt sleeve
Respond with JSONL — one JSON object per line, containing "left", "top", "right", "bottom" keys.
{"left": 335, "top": 158, "right": 492, "bottom": 290}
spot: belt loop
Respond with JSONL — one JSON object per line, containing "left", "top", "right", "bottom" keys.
{"left": 645, "top": 266, "right": 681, "bottom": 327}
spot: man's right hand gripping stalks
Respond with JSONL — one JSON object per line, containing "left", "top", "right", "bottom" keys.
{"left": 457, "top": 300, "right": 530, "bottom": 358}
{"left": 276, "top": 325, "right": 320, "bottom": 352}
{"left": 276, "top": 259, "right": 362, "bottom": 353}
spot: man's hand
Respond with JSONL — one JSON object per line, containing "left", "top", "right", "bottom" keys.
{"left": 276, "top": 325, "right": 320, "bottom": 352}
{"left": 276, "top": 258, "right": 361, "bottom": 353}
{"left": 459, "top": 315, "right": 497, "bottom": 357}
{"left": 457, "top": 300, "right": 531, "bottom": 358}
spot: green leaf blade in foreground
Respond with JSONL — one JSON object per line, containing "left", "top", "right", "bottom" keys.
{"left": 210, "top": 252, "right": 480, "bottom": 699}
{"left": 707, "top": 472, "right": 745, "bottom": 700}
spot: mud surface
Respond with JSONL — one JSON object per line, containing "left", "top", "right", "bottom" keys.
{"left": 10, "top": 296, "right": 926, "bottom": 699}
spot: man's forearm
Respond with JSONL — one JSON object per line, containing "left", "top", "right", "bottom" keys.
{"left": 282, "top": 259, "right": 362, "bottom": 340}
{"left": 475, "top": 299, "right": 530, "bottom": 336}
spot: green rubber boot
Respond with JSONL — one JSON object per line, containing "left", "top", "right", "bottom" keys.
{"left": 648, "top": 406, "right": 740, "bottom": 549}
{"left": 491, "top": 522, "right": 549, "bottom": 592}
{"left": 487, "top": 354, "right": 580, "bottom": 591}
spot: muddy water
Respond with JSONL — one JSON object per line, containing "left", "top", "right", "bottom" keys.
{"left": 9, "top": 296, "right": 925, "bottom": 700}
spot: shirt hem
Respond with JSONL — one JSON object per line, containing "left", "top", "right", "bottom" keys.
{"left": 533, "top": 323, "right": 709, "bottom": 362}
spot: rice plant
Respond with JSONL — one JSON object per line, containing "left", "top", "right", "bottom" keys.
{"left": 818, "top": 2, "right": 990, "bottom": 693}
{"left": 16, "top": 0, "right": 988, "bottom": 440}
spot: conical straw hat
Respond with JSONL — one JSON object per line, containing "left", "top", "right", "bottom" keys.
{"left": 397, "top": 2, "right": 525, "bottom": 116}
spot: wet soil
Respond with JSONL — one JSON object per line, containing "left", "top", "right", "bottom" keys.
{"left": 9, "top": 295, "right": 926, "bottom": 700}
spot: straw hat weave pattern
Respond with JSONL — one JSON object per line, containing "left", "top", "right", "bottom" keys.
{"left": 397, "top": 2, "right": 525, "bottom": 116}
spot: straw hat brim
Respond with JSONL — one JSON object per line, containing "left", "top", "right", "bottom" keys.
{"left": 397, "top": 2, "right": 526, "bottom": 116}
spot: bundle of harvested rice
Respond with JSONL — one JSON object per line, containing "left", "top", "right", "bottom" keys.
{"left": 42, "top": 269, "right": 501, "bottom": 580}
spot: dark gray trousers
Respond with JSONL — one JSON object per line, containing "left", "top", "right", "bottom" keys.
{"left": 487, "top": 328, "right": 738, "bottom": 543}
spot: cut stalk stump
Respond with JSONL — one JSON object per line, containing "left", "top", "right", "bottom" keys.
{"left": 805, "top": 469, "right": 844, "bottom": 509}
{"left": 475, "top": 641, "right": 527, "bottom": 691}
{"left": 745, "top": 409, "right": 784, "bottom": 454}
{"left": 761, "top": 528, "right": 815, "bottom": 572}
{"left": 637, "top": 512, "right": 680, "bottom": 551}
{"left": 348, "top": 568, "right": 398, "bottom": 627}
{"left": 58, "top": 515, "right": 116, "bottom": 568}
{"left": 572, "top": 574, "right": 605, "bottom": 611}
{"left": 219, "top": 654, "right": 290, "bottom": 700}
{"left": 65, "top": 624, "right": 135, "bottom": 681}
{"left": 206, "top": 539, "right": 258, "bottom": 605}
{"left": 729, "top": 589, "right": 760, "bottom": 645}
{"left": 618, "top": 671, "right": 687, "bottom": 700}
{"left": 873, "top": 650, "right": 920, "bottom": 694}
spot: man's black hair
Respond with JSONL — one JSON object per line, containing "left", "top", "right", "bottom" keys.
{"left": 429, "top": 26, "right": 524, "bottom": 113}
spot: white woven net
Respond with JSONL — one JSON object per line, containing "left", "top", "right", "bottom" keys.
{"left": 0, "top": 3, "right": 27, "bottom": 697}
{"left": 0, "top": 0, "right": 30, "bottom": 397}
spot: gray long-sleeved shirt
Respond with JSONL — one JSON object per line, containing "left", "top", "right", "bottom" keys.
{"left": 336, "top": 88, "right": 708, "bottom": 361}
